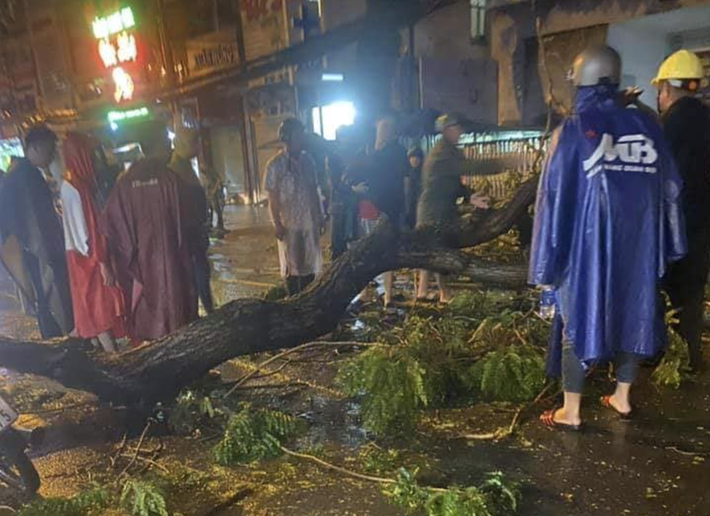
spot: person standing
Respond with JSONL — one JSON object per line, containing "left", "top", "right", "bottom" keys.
{"left": 265, "top": 118, "right": 324, "bottom": 296}
{"left": 530, "top": 46, "right": 686, "bottom": 429}
{"left": 169, "top": 127, "right": 214, "bottom": 314}
{"left": 0, "top": 125, "right": 73, "bottom": 338}
{"left": 102, "top": 125, "right": 197, "bottom": 342}
{"left": 345, "top": 116, "right": 407, "bottom": 309}
{"left": 415, "top": 114, "right": 492, "bottom": 303}
{"left": 60, "top": 133, "right": 125, "bottom": 353}
{"left": 404, "top": 147, "right": 424, "bottom": 229}
{"left": 653, "top": 50, "right": 710, "bottom": 371}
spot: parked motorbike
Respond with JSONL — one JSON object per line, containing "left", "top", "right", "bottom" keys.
{"left": 0, "top": 394, "right": 40, "bottom": 496}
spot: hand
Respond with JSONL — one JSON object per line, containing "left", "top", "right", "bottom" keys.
{"left": 275, "top": 224, "right": 286, "bottom": 241}
{"left": 620, "top": 87, "right": 643, "bottom": 106}
{"left": 100, "top": 262, "right": 115, "bottom": 287}
{"left": 470, "top": 193, "right": 490, "bottom": 210}
{"left": 352, "top": 182, "right": 369, "bottom": 195}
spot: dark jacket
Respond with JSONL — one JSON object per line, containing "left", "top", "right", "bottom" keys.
{"left": 345, "top": 141, "right": 407, "bottom": 220}
{"left": 0, "top": 158, "right": 73, "bottom": 337}
{"left": 662, "top": 96, "right": 710, "bottom": 231}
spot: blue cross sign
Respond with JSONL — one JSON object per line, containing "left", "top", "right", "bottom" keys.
{"left": 293, "top": 3, "right": 320, "bottom": 42}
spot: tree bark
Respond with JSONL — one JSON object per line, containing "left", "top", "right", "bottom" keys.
{"left": 0, "top": 179, "right": 536, "bottom": 404}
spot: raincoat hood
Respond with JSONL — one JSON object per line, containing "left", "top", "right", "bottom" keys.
{"left": 574, "top": 84, "right": 619, "bottom": 112}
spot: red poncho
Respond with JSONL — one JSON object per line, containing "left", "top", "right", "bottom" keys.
{"left": 101, "top": 156, "right": 197, "bottom": 341}
{"left": 60, "top": 133, "right": 126, "bottom": 339}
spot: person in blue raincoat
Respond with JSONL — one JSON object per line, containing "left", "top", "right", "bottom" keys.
{"left": 529, "top": 46, "right": 687, "bottom": 431}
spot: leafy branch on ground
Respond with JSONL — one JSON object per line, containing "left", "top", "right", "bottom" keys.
{"left": 652, "top": 308, "right": 692, "bottom": 389}
{"left": 384, "top": 468, "right": 521, "bottom": 516}
{"left": 17, "top": 479, "right": 170, "bottom": 516}
{"left": 212, "top": 404, "right": 300, "bottom": 465}
{"left": 338, "top": 291, "right": 548, "bottom": 435}
{"left": 120, "top": 479, "right": 170, "bottom": 516}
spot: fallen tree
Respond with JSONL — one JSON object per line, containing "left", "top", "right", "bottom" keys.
{"left": 0, "top": 178, "right": 536, "bottom": 404}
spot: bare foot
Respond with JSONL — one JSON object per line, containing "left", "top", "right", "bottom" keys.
{"left": 541, "top": 407, "right": 582, "bottom": 427}
{"left": 603, "top": 395, "right": 632, "bottom": 415}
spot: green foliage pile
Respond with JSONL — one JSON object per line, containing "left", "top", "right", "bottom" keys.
{"left": 120, "top": 479, "right": 170, "bottom": 516}
{"left": 213, "top": 404, "right": 299, "bottom": 465}
{"left": 18, "top": 485, "right": 109, "bottom": 516}
{"left": 384, "top": 468, "right": 521, "bottom": 516}
{"left": 338, "top": 291, "right": 548, "bottom": 435}
{"left": 652, "top": 326, "right": 691, "bottom": 389}
{"left": 465, "top": 346, "right": 546, "bottom": 402}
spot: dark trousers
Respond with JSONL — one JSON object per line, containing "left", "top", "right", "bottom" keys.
{"left": 330, "top": 203, "right": 348, "bottom": 260}
{"left": 562, "top": 343, "right": 640, "bottom": 394}
{"left": 25, "top": 253, "right": 63, "bottom": 339}
{"left": 193, "top": 252, "right": 214, "bottom": 314}
{"left": 285, "top": 275, "right": 315, "bottom": 297}
{"left": 664, "top": 227, "right": 710, "bottom": 370}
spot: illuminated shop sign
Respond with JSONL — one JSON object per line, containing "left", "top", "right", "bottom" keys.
{"left": 93, "top": 7, "right": 136, "bottom": 39}
{"left": 107, "top": 106, "right": 149, "bottom": 129}
{"left": 93, "top": 6, "right": 138, "bottom": 103}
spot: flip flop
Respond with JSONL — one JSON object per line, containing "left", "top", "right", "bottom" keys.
{"left": 540, "top": 409, "right": 584, "bottom": 432}
{"left": 600, "top": 396, "right": 633, "bottom": 420}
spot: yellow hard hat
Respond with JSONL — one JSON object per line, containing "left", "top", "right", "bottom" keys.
{"left": 652, "top": 50, "right": 705, "bottom": 88}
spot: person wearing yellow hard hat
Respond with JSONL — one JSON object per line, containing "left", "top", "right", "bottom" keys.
{"left": 655, "top": 50, "right": 710, "bottom": 371}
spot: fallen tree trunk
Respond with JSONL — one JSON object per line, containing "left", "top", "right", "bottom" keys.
{"left": 0, "top": 179, "right": 537, "bottom": 404}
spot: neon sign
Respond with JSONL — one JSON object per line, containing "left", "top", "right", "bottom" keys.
{"left": 112, "top": 67, "right": 135, "bottom": 102}
{"left": 99, "top": 31, "right": 137, "bottom": 68}
{"left": 93, "top": 7, "right": 136, "bottom": 39}
{"left": 108, "top": 106, "right": 149, "bottom": 123}
{"left": 93, "top": 6, "right": 139, "bottom": 104}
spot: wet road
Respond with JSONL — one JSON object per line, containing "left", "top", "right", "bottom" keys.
{"left": 0, "top": 206, "right": 709, "bottom": 515}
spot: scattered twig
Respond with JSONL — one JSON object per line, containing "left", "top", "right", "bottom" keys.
{"left": 665, "top": 446, "right": 709, "bottom": 457}
{"left": 281, "top": 446, "right": 449, "bottom": 493}
{"left": 116, "top": 422, "right": 151, "bottom": 481}
{"left": 225, "top": 341, "right": 383, "bottom": 397}
{"left": 110, "top": 432, "right": 128, "bottom": 468}
{"left": 0, "top": 506, "right": 16, "bottom": 513}
{"left": 464, "top": 381, "right": 557, "bottom": 441}
{"left": 119, "top": 453, "right": 169, "bottom": 473}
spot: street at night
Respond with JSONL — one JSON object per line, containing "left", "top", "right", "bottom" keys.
{"left": 1, "top": 0, "right": 710, "bottom": 515}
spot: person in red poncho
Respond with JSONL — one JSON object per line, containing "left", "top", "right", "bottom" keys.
{"left": 101, "top": 125, "right": 197, "bottom": 343}
{"left": 60, "top": 133, "right": 126, "bottom": 353}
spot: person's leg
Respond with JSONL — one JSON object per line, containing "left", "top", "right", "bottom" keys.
{"left": 193, "top": 253, "right": 215, "bottom": 314}
{"left": 97, "top": 331, "right": 117, "bottom": 353}
{"left": 416, "top": 270, "right": 430, "bottom": 299}
{"left": 605, "top": 352, "right": 640, "bottom": 414}
{"left": 435, "top": 274, "right": 452, "bottom": 304}
{"left": 665, "top": 229, "right": 710, "bottom": 370}
{"left": 551, "top": 343, "right": 585, "bottom": 426}
{"left": 383, "top": 272, "right": 393, "bottom": 306}
{"left": 285, "top": 276, "right": 300, "bottom": 296}
{"left": 300, "top": 274, "right": 315, "bottom": 292}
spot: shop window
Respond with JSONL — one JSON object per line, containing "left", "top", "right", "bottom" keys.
{"left": 312, "top": 101, "right": 356, "bottom": 141}
{"left": 470, "top": 0, "right": 486, "bottom": 42}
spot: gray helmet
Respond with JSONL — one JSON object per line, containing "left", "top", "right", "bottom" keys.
{"left": 570, "top": 45, "right": 622, "bottom": 87}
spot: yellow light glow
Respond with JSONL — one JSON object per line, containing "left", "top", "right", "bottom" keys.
{"left": 112, "top": 67, "right": 135, "bottom": 102}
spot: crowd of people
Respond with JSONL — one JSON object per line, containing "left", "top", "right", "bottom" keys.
{"left": 266, "top": 46, "right": 710, "bottom": 429}
{"left": 0, "top": 124, "right": 217, "bottom": 351}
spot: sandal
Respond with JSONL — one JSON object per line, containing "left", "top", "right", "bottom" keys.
{"left": 540, "top": 409, "right": 584, "bottom": 432}
{"left": 600, "top": 396, "right": 633, "bottom": 420}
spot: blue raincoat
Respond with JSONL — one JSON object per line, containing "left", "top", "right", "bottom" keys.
{"left": 529, "top": 85, "right": 687, "bottom": 374}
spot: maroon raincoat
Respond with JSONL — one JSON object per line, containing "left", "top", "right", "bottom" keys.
{"left": 101, "top": 158, "right": 197, "bottom": 341}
